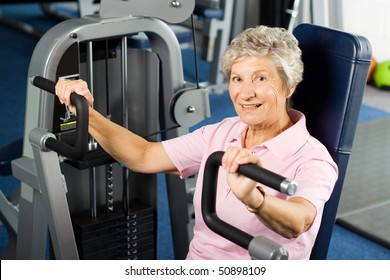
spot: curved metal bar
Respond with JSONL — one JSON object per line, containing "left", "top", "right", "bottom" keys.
{"left": 201, "top": 151, "right": 296, "bottom": 259}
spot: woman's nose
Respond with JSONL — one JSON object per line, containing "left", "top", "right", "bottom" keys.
{"left": 238, "top": 80, "right": 257, "bottom": 99}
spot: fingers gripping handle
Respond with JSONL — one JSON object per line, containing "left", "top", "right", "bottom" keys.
{"left": 31, "top": 76, "right": 89, "bottom": 160}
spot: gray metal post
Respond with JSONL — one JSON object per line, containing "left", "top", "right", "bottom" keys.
{"left": 13, "top": 128, "right": 79, "bottom": 259}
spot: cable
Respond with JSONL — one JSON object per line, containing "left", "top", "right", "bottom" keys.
{"left": 143, "top": 124, "right": 181, "bottom": 140}
{"left": 190, "top": 14, "right": 200, "bottom": 89}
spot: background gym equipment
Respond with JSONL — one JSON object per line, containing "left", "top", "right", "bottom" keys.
{"left": 367, "top": 57, "right": 377, "bottom": 83}
{"left": 372, "top": 60, "right": 390, "bottom": 90}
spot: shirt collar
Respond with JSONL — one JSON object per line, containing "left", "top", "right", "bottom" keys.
{"left": 228, "top": 110, "right": 310, "bottom": 160}
{"left": 263, "top": 109, "right": 310, "bottom": 160}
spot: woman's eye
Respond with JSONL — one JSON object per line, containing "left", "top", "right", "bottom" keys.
{"left": 231, "top": 76, "right": 242, "bottom": 83}
{"left": 253, "top": 75, "right": 266, "bottom": 83}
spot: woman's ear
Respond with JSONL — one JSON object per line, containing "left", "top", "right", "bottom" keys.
{"left": 287, "top": 86, "right": 296, "bottom": 98}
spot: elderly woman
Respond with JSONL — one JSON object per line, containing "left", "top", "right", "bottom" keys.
{"left": 55, "top": 25, "right": 338, "bottom": 260}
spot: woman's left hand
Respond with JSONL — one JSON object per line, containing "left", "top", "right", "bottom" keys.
{"left": 222, "top": 147, "right": 264, "bottom": 209}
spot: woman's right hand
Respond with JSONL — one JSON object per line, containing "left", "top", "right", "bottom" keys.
{"left": 55, "top": 78, "right": 94, "bottom": 114}
{"left": 222, "top": 147, "right": 264, "bottom": 209}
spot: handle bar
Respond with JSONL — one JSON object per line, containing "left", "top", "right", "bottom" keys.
{"left": 201, "top": 151, "right": 297, "bottom": 259}
{"left": 31, "top": 76, "right": 89, "bottom": 160}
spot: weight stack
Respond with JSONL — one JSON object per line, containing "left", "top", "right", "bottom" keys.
{"left": 72, "top": 200, "right": 155, "bottom": 260}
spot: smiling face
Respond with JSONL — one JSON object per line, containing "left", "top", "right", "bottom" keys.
{"left": 229, "top": 55, "right": 293, "bottom": 132}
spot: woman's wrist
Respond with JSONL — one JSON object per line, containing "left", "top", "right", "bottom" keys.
{"left": 246, "top": 186, "right": 267, "bottom": 213}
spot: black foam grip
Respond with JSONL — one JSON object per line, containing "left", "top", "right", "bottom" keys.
{"left": 31, "top": 75, "right": 56, "bottom": 94}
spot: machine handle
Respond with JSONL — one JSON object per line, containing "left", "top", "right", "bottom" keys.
{"left": 201, "top": 151, "right": 297, "bottom": 259}
{"left": 31, "top": 76, "right": 89, "bottom": 160}
{"left": 237, "top": 161, "right": 297, "bottom": 196}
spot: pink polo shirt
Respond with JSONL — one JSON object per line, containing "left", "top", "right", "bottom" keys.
{"left": 162, "top": 109, "right": 338, "bottom": 260}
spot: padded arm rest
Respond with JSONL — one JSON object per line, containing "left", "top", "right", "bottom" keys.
{"left": 0, "top": 138, "right": 23, "bottom": 176}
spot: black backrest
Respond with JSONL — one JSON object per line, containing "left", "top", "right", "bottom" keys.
{"left": 292, "top": 23, "right": 372, "bottom": 259}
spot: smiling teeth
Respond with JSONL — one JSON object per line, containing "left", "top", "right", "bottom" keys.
{"left": 242, "top": 104, "right": 261, "bottom": 108}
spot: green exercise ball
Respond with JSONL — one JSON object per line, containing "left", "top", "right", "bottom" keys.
{"left": 373, "top": 60, "right": 390, "bottom": 90}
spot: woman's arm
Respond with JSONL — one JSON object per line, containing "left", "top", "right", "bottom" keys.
{"left": 55, "top": 78, "right": 179, "bottom": 175}
{"left": 222, "top": 147, "right": 317, "bottom": 239}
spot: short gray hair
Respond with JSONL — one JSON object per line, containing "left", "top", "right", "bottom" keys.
{"left": 220, "top": 25, "right": 304, "bottom": 90}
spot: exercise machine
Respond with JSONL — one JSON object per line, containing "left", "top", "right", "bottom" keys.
{"left": 8, "top": 0, "right": 210, "bottom": 259}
